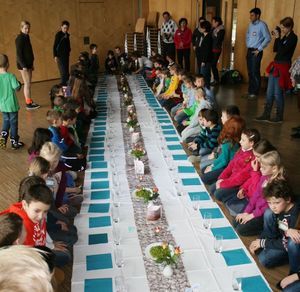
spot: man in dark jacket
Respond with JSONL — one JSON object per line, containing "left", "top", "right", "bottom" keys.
{"left": 53, "top": 20, "right": 71, "bottom": 86}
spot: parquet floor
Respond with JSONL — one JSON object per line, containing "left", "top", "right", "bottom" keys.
{"left": 0, "top": 78, "right": 299, "bottom": 291}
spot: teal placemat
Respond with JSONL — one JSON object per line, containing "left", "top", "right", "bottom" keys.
{"left": 86, "top": 253, "right": 113, "bottom": 270}
{"left": 89, "top": 149, "right": 105, "bottom": 155}
{"left": 166, "top": 137, "right": 179, "bottom": 142}
{"left": 89, "top": 155, "right": 105, "bottom": 162}
{"left": 91, "top": 161, "right": 107, "bottom": 169}
{"left": 94, "top": 122, "right": 106, "bottom": 126}
{"left": 91, "top": 136, "right": 105, "bottom": 142}
{"left": 90, "top": 142, "right": 105, "bottom": 148}
{"left": 211, "top": 226, "right": 238, "bottom": 240}
{"left": 91, "top": 181, "right": 109, "bottom": 189}
{"left": 221, "top": 248, "right": 252, "bottom": 266}
{"left": 93, "top": 131, "right": 106, "bottom": 136}
{"left": 182, "top": 178, "right": 201, "bottom": 186}
{"left": 199, "top": 208, "right": 224, "bottom": 219}
{"left": 88, "top": 203, "right": 110, "bottom": 213}
{"left": 88, "top": 233, "right": 108, "bottom": 245}
{"left": 95, "top": 116, "right": 107, "bottom": 121}
{"left": 163, "top": 130, "right": 177, "bottom": 135}
{"left": 178, "top": 166, "right": 195, "bottom": 173}
{"left": 94, "top": 126, "right": 106, "bottom": 131}
{"left": 240, "top": 275, "right": 271, "bottom": 292}
{"left": 91, "top": 172, "right": 109, "bottom": 179}
{"left": 158, "top": 119, "right": 171, "bottom": 123}
{"left": 89, "top": 216, "right": 111, "bottom": 228}
{"left": 172, "top": 154, "right": 188, "bottom": 160}
{"left": 189, "top": 192, "right": 210, "bottom": 201}
{"left": 90, "top": 190, "right": 110, "bottom": 200}
{"left": 168, "top": 145, "right": 183, "bottom": 151}
{"left": 162, "top": 125, "right": 174, "bottom": 130}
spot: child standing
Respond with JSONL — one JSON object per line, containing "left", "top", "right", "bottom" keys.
{"left": 233, "top": 150, "right": 285, "bottom": 236}
{"left": 0, "top": 54, "right": 24, "bottom": 150}
{"left": 249, "top": 180, "right": 300, "bottom": 273}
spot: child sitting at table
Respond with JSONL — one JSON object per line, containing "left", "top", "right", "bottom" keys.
{"left": 249, "top": 180, "right": 300, "bottom": 274}
{"left": 233, "top": 150, "right": 285, "bottom": 236}
{"left": 212, "top": 128, "right": 260, "bottom": 202}
{"left": 194, "top": 74, "right": 215, "bottom": 107}
{"left": 187, "top": 109, "right": 221, "bottom": 162}
{"left": 0, "top": 213, "right": 25, "bottom": 246}
{"left": 105, "top": 50, "right": 118, "bottom": 74}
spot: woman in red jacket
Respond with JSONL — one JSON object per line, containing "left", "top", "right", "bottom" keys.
{"left": 174, "top": 18, "right": 192, "bottom": 71}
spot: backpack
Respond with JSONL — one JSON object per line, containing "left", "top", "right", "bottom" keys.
{"left": 221, "top": 69, "right": 243, "bottom": 85}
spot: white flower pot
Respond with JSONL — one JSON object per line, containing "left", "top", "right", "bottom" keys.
{"left": 162, "top": 265, "right": 173, "bottom": 278}
{"left": 129, "top": 127, "right": 134, "bottom": 133}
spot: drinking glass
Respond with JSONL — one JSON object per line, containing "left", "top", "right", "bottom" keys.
{"left": 214, "top": 235, "right": 223, "bottom": 253}
{"left": 112, "top": 206, "right": 120, "bottom": 223}
{"left": 114, "top": 247, "right": 124, "bottom": 268}
{"left": 192, "top": 194, "right": 201, "bottom": 211}
{"left": 115, "top": 275, "right": 127, "bottom": 292}
{"left": 203, "top": 213, "right": 212, "bottom": 229}
{"left": 232, "top": 271, "right": 242, "bottom": 291}
{"left": 113, "top": 223, "right": 121, "bottom": 245}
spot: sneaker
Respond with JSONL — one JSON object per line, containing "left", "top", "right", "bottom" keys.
{"left": 26, "top": 102, "right": 40, "bottom": 110}
{"left": 210, "top": 80, "right": 219, "bottom": 86}
{"left": 267, "top": 117, "right": 283, "bottom": 124}
{"left": 11, "top": 140, "right": 24, "bottom": 150}
{"left": 247, "top": 94, "right": 257, "bottom": 100}
{"left": 188, "top": 155, "right": 200, "bottom": 163}
{"left": 253, "top": 114, "right": 269, "bottom": 122}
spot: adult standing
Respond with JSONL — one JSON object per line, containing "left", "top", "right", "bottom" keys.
{"left": 174, "top": 18, "right": 192, "bottom": 71}
{"left": 192, "top": 17, "right": 206, "bottom": 73}
{"left": 211, "top": 17, "right": 225, "bottom": 86}
{"left": 197, "top": 20, "right": 213, "bottom": 88}
{"left": 53, "top": 20, "right": 71, "bottom": 86}
{"left": 255, "top": 17, "right": 298, "bottom": 123}
{"left": 160, "top": 11, "right": 177, "bottom": 62}
{"left": 245, "top": 8, "right": 271, "bottom": 99}
{"left": 15, "top": 20, "right": 40, "bottom": 110}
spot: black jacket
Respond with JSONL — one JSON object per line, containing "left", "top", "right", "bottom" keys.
{"left": 53, "top": 31, "right": 71, "bottom": 58}
{"left": 197, "top": 32, "right": 213, "bottom": 63}
{"left": 274, "top": 31, "right": 298, "bottom": 64}
{"left": 192, "top": 28, "right": 203, "bottom": 48}
{"left": 15, "top": 33, "right": 34, "bottom": 69}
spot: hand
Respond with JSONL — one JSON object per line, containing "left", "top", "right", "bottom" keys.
{"left": 58, "top": 205, "right": 69, "bottom": 214}
{"left": 189, "top": 143, "right": 197, "bottom": 151}
{"left": 77, "top": 153, "right": 84, "bottom": 159}
{"left": 54, "top": 57, "right": 58, "bottom": 63}
{"left": 22, "top": 68, "right": 28, "bottom": 71}
{"left": 204, "top": 165, "right": 212, "bottom": 173}
{"left": 253, "top": 50, "right": 260, "bottom": 56}
{"left": 216, "top": 179, "right": 223, "bottom": 189}
{"left": 53, "top": 241, "right": 69, "bottom": 252}
{"left": 237, "top": 189, "right": 245, "bottom": 199}
{"left": 291, "top": 79, "right": 296, "bottom": 87}
{"left": 251, "top": 159, "right": 260, "bottom": 171}
{"left": 280, "top": 274, "right": 299, "bottom": 289}
{"left": 238, "top": 213, "right": 254, "bottom": 224}
{"left": 193, "top": 46, "right": 196, "bottom": 51}
{"left": 179, "top": 42, "right": 184, "bottom": 48}
{"left": 286, "top": 229, "right": 300, "bottom": 243}
{"left": 208, "top": 152, "right": 215, "bottom": 160}
{"left": 182, "top": 120, "right": 188, "bottom": 126}
{"left": 56, "top": 220, "right": 69, "bottom": 231}
{"left": 249, "top": 239, "right": 261, "bottom": 254}
{"left": 201, "top": 62, "right": 205, "bottom": 67}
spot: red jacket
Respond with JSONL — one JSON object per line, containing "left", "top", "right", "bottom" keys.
{"left": 218, "top": 149, "right": 255, "bottom": 189}
{"left": 60, "top": 125, "right": 74, "bottom": 146}
{"left": 240, "top": 169, "right": 262, "bottom": 198}
{"left": 0, "top": 202, "right": 47, "bottom": 246}
{"left": 266, "top": 61, "right": 292, "bottom": 90}
{"left": 174, "top": 28, "right": 192, "bottom": 50}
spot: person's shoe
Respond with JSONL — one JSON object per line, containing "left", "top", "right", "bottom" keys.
{"left": 291, "top": 132, "right": 300, "bottom": 139}
{"left": 188, "top": 155, "right": 200, "bottom": 163}
{"left": 210, "top": 80, "right": 219, "bottom": 86}
{"left": 26, "top": 102, "right": 40, "bottom": 110}
{"left": 0, "top": 131, "right": 8, "bottom": 149}
{"left": 247, "top": 94, "right": 257, "bottom": 100}
{"left": 254, "top": 114, "right": 270, "bottom": 122}
{"left": 291, "top": 126, "right": 300, "bottom": 132}
{"left": 11, "top": 139, "right": 24, "bottom": 150}
{"left": 267, "top": 117, "right": 283, "bottom": 124}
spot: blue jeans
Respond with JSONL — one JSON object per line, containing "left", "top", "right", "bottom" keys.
{"left": 1, "top": 112, "right": 18, "bottom": 139}
{"left": 266, "top": 73, "right": 284, "bottom": 120}
{"left": 174, "top": 111, "right": 188, "bottom": 124}
{"left": 259, "top": 208, "right": 300, "bottom": 272}
{"left": 247, "top": 49, "right": 263, "bottom": 95}
{"left": 200, "top": 63, "right": 212, "bottom": 89}
{"left": 201, "top": 167, "right": 224, "bottom": 186}
{"left": 170, "top": 103, "right": 182, "bottom": 117}
{"left": 213, "top": 185, "right": 239, "bottom": 203}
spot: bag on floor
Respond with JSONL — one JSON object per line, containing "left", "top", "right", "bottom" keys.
{"left": 221, "top": 69, "right": 243, "bottom": 85}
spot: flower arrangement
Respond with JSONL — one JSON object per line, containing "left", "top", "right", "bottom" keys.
{"left": 130, "top": 146, "right": 145, "bottom": 159}
{"left": 135, "top": 186, "right": 159, "bottom": 203}
{"left": 126, "top": 116, "right": 138, "bottom": 128}
{"left": 150, "top": 242, "right": 182, "bottom": 266}
{"left": 124, "top": 94, "right": 133, "bottom": 106}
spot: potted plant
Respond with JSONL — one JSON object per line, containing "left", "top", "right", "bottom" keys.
{"left": 134, "top": 186, "right": 159, "bottom": 203}
{"left": 130, "top": 146, "right": 145, "bottom": 160}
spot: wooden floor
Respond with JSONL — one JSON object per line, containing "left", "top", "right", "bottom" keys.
{"left": 0, "top": 78, "right": 299, "bottom": 291}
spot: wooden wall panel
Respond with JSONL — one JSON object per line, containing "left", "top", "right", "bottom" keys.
{"left": 0, "top": 0, "right": 139, "bottom": 82}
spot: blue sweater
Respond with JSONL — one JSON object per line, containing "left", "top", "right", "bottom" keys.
{"left": 48, "top": 126, "right": 68, "bottom": 153}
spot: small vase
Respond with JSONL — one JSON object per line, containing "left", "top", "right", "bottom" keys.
{"left": 129, "top": 127, "right": 134, "bottom": 133}
{"left": 162, "top": 265, "right": 173, "bottom": 278}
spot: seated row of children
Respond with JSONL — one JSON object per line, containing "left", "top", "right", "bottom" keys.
{"left": 0, "top": 49, "right": 100, "bottom": 284}
{"left": 144, "top": 59, "right": 300, "bottom": 290}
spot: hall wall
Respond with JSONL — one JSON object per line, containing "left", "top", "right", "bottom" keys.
{"left": 0, "top": 0, "right": 139, "bottom": 82}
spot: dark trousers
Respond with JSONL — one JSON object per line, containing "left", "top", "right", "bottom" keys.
{"left": 177, "top": 48, "right": 191, "bottom": 71}
{"left": 211, "top": 52, "right": 221, "bottom": 82}
{"left": 232, "top": 215, "right": 264, "bottom": 236}
{"left": 200, "top": 63, "right": 212, "bottom": 89}
{"left": 57, "top": 57, "right": 70, "bottom": 86}
{"left": 246, "top": 49, "right": 263, "bottom": 95}
{"left": 162, "top": 42, "right": 176, "bottom": 62}
{"left": 1, "top": 112, "right": 18, "bottom": 139}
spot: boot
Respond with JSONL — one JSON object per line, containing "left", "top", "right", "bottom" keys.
{"left": 254, "top": 105, "right": 271, "bottom": 122}
{"left": 268, "top": 107, "right": 283, "bottom": 123}
{"left": 0, "top": 131, "right": 8, "bottom": 149}
{"left": 11, "top": 137, "right": 24, "bottom": 150}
